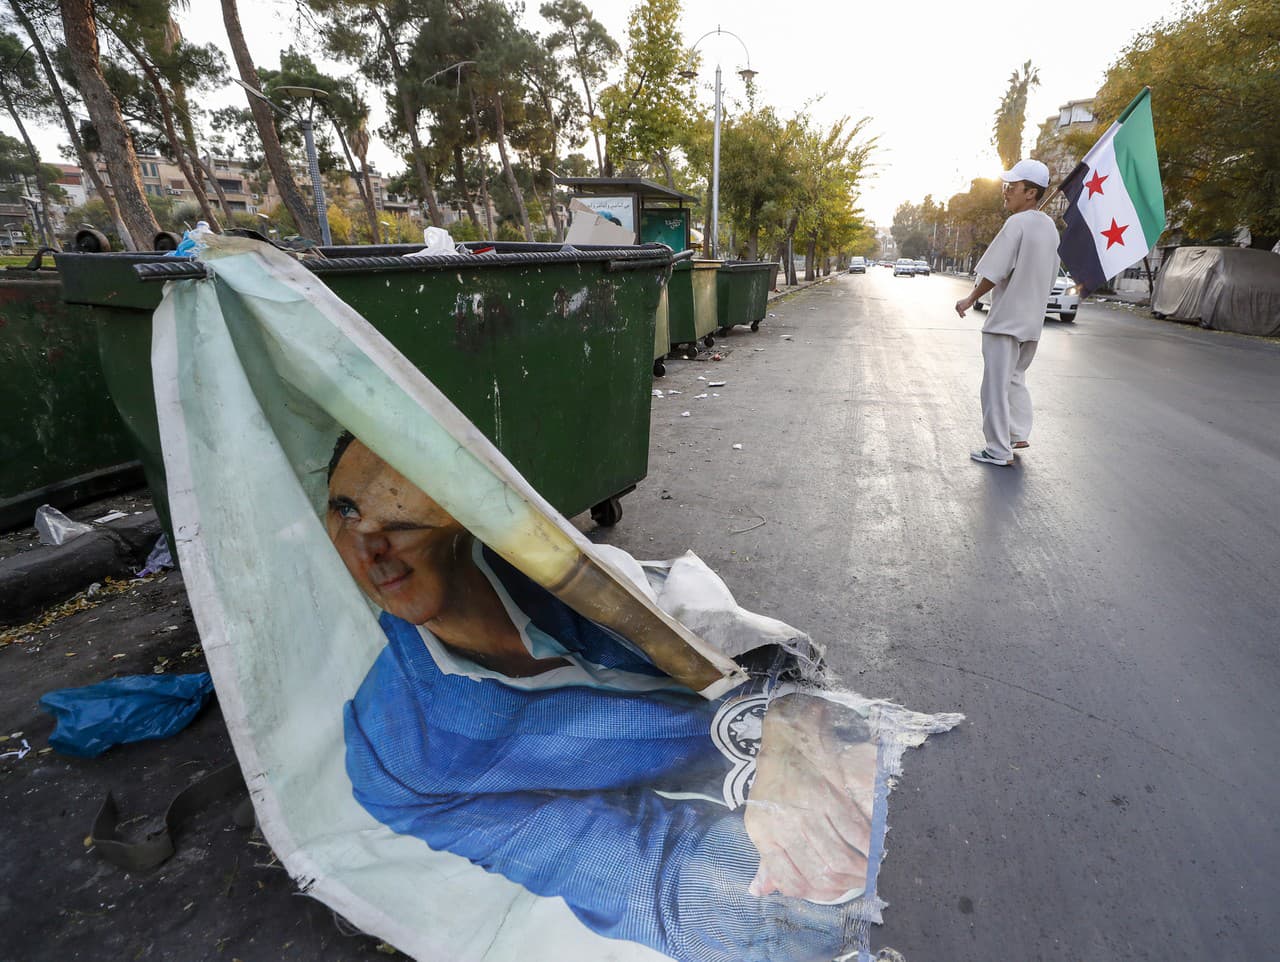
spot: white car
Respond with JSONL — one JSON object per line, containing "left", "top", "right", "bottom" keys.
{"left": 893, "top": 258, "right": 915, "bottom": 277}
{"left": 975, "top": 269, "right": 1080, "bottom": 322}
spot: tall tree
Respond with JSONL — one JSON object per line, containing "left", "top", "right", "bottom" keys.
{"left": 58, "top": 0, "right": 160, "bottom": 247}
{"left": 992, "top": 59, "right": 1040, "bottom": 170}
{"left": 1093, "top": 0, "right": 1278, "bottom": 247}
{"left": 714, "top": 105, "right": 798, "bottom": 259}
{"left": 540, "top": 0, "right": 617, "bottom": 174}
{"left": 0, "top": 30, "right": 61, "bottom": 246}
{"left": 220, "top": 0, "right": 320, "bottom": 239}
{"left": 306, "top": 0, "right": 445, "bottom": 227}
{"left": 6, "top": 0, "right": 130, "bottom": 245}
{"left": 597, "top": 0, "right": 697, "bottom": 180}
{"left": 791, "top": 115, "right": 875, "bottom": 280}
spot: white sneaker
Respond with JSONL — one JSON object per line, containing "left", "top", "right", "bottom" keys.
{"left": 970, "top": 448, "right": 1014, "bottom": 466}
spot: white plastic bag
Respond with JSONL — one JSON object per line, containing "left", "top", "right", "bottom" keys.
{"left": 404, "top": 226, "right": 463, "bottom": 258}
{"left": 34, "top": 505, "right": 94, "bottom": 546}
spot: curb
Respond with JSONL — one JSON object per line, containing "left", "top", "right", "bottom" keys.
{"left": 0, "top": 511, "right": 161, "bottom": 626}
{"left": 767, "top": 273, "right": 838, "bottom": 303}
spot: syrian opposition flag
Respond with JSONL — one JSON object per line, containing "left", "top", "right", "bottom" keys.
{"left": 1057, "top": 87, "right": 1165, "bottom": 296}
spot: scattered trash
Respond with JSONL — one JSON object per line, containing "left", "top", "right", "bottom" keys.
{"left": 169, "top": 220, "right": 213, "bottom": 257}
{"left": 85, "top": 582, "right": 104, "bottom": 599}
{"left": 696, "top": 375, "right": 707, "bottom": 381}
{"left": 753, "top": 348, "right": 764, "bottom": 352}
{"left": 34, "top": 504, "right": 94, "bottom": 546}
{"left": 732, "top": 444, "right": 743, "bottom": 450}
{"left": 768, "top": 313, "right": 777, "bottom": 317}
{"left": 652, "top": 389, "right": 664, "bottom": 398}
{"left": 694, "top": 393, "right": 708, "bottom": 399}
{"left": 660, "top": 491, "right": 673, "bottom": 500}
{"left": 780, "top": 335, "right": 793, "bottom": 341}
{"left": 680, "top": 411, "right": 691, "bottom": 417}
{"left": 93, "top": 510, "right": 128, "bottom": 524}
{"left": 712, "top": 393, "right": 720, "bottom": 397}
{"left": 0, "top": 738, "right": 31, "bottom": 762}
{"left": 666, "top": 390, "right": 682, "bottom": 395}
{"left": 38, "top": 673, "right": 215, "bottom": 758}
{"left": 136, "top": 535, "right": 174, "bottom": 578}
{"left": 710, "top": 353, "right": 723, "bottom": 361}
{"left": 708, "top": 381, "right": 726, "bottom": 387}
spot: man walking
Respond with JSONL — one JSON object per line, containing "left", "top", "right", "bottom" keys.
{"left": 954, "top": 159, "right": 1060, "bottom": 466}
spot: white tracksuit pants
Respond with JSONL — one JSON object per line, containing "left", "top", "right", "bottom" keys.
{"left": 980, "top": 332, "right": 1038, "bottom": 461}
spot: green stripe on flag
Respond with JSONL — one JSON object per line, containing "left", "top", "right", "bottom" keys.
{"left": 1112, "top": 89, "right": 1165, "bottom": 247}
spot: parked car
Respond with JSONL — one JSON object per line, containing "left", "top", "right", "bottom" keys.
{"left": 974, "top": 268, "right": 1080, "bottom": 322}
{"left": 893, "top": 258, "right": 915, "bottom": 277}
{"left": 913, "top": 260, "right": 931, "bottom": 276}
{"left": 848, "top": 256, "right": 867, "bottom": 274}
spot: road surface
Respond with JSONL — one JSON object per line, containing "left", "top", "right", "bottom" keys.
{"left": 594, "top": 266, "right": 1280, "bottom": 961}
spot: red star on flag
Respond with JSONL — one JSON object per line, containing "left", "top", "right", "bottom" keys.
{"left": 1101, "top": 219, "right": 1128, "bottom": 249}
{"left": 1085, "top": 170, "right": 1108, "bottom": 198}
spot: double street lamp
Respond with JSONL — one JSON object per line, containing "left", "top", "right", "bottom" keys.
{"left": 681, "top": 27, "right": 757, "bottom": 260}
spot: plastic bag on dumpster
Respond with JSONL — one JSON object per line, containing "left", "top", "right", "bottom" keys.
{"left": 39, "top": 673, "right": 214, "bottom": 758}
{"left": 403, "top": 225, "right": 463, "bottom": 258}
{"left": 149, "top": 233, "right": 961, "bottom": 962}
{"left": 34, "top": 504, "right": 94, "bottom": 546}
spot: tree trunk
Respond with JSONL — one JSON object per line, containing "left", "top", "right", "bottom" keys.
{"left": 59, "top": 0, "right": 159, "bottom": 247}
{"left": 453, "top": 145, "right": 479, "bottom": 227}
{"left": 115, "top": 31, "right": 221, "bottom": 231}
{"left": 352, "top": 124, "right": 381, "bottom": 244}
{"left": 9, "top": 0, "right": 128, "bottom": 248}
{"left": 189, "top": 149, "right": 231, "bottom": 223}
{"left": 468, "top": 86, "right": 493, "bottom": 239}
{"left": 368, "top": 11, "right": 442, "bottom": 227}
{"left": 657, "top": 149, "right": 675, "bottom": 189}
{"left": 220, "top": 0, "right": 319, "bottom": 239}
{"left": 805, "top": 236, "right": 816, "bottom": 281}
{"left": 493, "top": 92, "right": 532, "bottom": 242}
{"left": 0, "top": 90, "right": 59, "bottom": 248}
{"left": 335, "top": 124, "right": 379, "bottom": 243}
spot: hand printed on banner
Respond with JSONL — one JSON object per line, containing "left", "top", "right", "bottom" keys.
{"left": 744, "top": 693, "right": 877, "bottom": 903}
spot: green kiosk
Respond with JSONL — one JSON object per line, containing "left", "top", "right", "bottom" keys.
{"left": 558, "top": 177, "right": 719, "bottom": 374}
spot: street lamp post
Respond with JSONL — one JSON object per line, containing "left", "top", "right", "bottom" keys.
{"left": 682, "top": 27, "right": 756, "bottom": 260}
{"left": 275, "top": 86, "right": 332, "bottom": 246}
{"left": 232, "top": 78, "right": 332, "bottom": 245}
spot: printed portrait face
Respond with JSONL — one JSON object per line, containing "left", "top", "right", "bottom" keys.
{"left": 326, "top": 439, "right": 469, "bottom": 625}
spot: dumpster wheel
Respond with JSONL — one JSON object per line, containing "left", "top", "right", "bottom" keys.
{"left": 750, "top": 320, "right": 761, "bottom": 332}
{"left": 683, "top": 343, "right": 699, "bottom": 359}
{"left": 591, "top": 496, "right": 624, "bottom": 527}
{"left": 653, "top": 359, "right": 666, "bottom": 377}
{"left": 704, "top": 334, "right": 715, "bottom": 348}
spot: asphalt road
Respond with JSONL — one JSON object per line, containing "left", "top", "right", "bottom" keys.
{"left": 593, "top": 268, "right": 1280, "bottom": 961}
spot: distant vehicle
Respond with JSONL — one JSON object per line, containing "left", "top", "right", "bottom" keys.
{"left": 848, "top": 256, "right": 867, "bottom": 274}
{"left": 975, "top": 268, "right": 1080, "bottom": 322}
{"left": 0, "top": 229, "right": 25, "bottom": 249}
{"left": 893, "top": 258, "right": 915, "bottom": 277}
{"left": 912, "top": 260, "right": 931, "bottom": 276}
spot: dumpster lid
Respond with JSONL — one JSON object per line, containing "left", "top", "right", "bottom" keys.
{"left": 555, "top": 177, "right": 697, "bottom": 206}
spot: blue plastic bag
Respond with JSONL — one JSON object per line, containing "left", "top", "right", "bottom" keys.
{"left": 39, "top": 673, "right": 214, "bottom": 758}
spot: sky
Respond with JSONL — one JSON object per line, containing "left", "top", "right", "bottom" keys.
{"left": 6, "top": 0, "right": 1178, "bottom": 227}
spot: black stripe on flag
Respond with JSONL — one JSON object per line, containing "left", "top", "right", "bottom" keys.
{"left": 1057, "top": 166, "right": 1107, "bottom": 297}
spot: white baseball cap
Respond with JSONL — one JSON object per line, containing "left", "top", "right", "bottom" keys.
{"left": 1001, "top": 159, "right": 1050, "bottom": 188}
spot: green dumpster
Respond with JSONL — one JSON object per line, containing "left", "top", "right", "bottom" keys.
{"left": 55, "top": 241, "right": 672, "bottom": 530}
{"left": 653, "top": 282, "right": 670, "bottom": 377}
{"left": 667, "top": 258, "right": 721, "bottom": 359}
{"left": 0, "top": 266, "right": 141, "bottom": 530}
{"left": 715, "top": 261, "right": 775, "bottom": 334}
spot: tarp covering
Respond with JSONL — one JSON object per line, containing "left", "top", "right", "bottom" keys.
{"left": 1151, "top": 246, "right": 1280, "bottom": 336}
{"left": 151, "top": 235, "right": 961, "bottom": 962}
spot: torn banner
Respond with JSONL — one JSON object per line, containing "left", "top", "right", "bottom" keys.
{"left": 152, "top": 235, "right": 961, "bottom": 962}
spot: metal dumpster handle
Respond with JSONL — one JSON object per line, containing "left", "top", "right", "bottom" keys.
{"left": 134, "top": 260, "right": 209, "bottom": 282}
